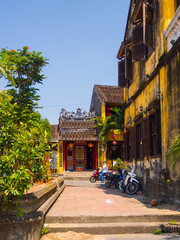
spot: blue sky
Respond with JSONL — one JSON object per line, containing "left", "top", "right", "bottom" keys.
{"left": 0, "top": 0, "right": 130, "bottom": 124}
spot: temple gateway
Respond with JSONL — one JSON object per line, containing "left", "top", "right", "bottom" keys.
{"left": 51, "top": 108, "right": 101, "bottom": 173}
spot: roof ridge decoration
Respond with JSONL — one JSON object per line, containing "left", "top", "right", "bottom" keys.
{"left": 60, "top": 108, "right": 96, "bottom": 120}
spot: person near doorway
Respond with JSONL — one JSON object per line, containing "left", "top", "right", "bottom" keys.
{"left": 101, "top": 161, "right": 108, "bottom": 182}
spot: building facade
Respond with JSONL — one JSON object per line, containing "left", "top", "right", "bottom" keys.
{"left": 90, "top": 85, "right": 124, "bottom": 169}
{"left": 51, "top": 108, "right": 99, "bottom": 173}
{"left": 117, "top": 0, "right": 180, "bottom": 203}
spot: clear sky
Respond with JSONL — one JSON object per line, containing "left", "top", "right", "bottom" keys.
{"left": 0, "top": 0, "right": 130, "bottom": 124}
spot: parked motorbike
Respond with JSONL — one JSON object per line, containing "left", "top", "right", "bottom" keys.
{"left": 119, "top": 166, "right": 139, "bottom": 195}
{"left": 90, "top": 168, "right": 107, "bottom": 183}
{"left": 105, "top": 168, "right": 123, "bottom": 188}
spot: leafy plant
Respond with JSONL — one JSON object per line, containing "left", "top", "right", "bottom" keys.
{"left": 0, "top": 46, "right": 48, "bottom": 111}
{"left": 167, "top": 134, "right": 180, "bottom": 169}
{"left": 0, "top": 91, "right": 51, "bottom": 212}
{"left": 16, "top": 209, "right": 24, "bottom": 217}
{"left": 168, "top": 220, "right": 177, "bottom": 224}
{"left": 153, "top": 229, "right": 162, "bottom": 235}
{"left": 113, "top": 157, "right": 125, "bottom": 170}
{"left": 95, "top": 107, "right": 124, "bottom": 144}
{"left": 41, "top": 225, "right": 49, "bottom": 235}
{"left": 144, "top": 193, "right": 150, "bottom": 197}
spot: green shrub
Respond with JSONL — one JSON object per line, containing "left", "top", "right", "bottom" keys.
{"left": 41, "top": 225, "right": 49, "bottom": 235}
{"left": 153, "top": 229, "right": 162, "bottom": 235}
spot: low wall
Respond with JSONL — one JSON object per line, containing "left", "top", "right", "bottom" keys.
{"left": 143, "top": 178, "right": 180, "bottom": 204}
{"left": 0, "top": 178, "right": 65, "bottom": 240}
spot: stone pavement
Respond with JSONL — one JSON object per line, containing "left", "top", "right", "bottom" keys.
{"left": 41, "top": 232, "right": 180, "bottom": 240}
{"left": 46, "top": 180, "right": 180, "bottom": 217}
{"left": 44, "top": 180, "right": 180, "bottom": 235}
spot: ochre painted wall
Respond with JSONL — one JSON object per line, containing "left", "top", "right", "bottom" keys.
{"left": 124, "top": 0, "right": 180, "bottom": 181}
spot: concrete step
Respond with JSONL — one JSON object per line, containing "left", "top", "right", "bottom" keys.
{"left": 53, "top": 172, "right": 93, "bottom": 181}
{"left": 44, "top": 222, "right": 162, "bottom": 234}
{"left": 45, "top": 214, "right": 180, "bottom": 224}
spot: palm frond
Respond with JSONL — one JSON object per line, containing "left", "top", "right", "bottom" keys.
{"left": 167, "top": 134, "right": 180, "bottom": 169}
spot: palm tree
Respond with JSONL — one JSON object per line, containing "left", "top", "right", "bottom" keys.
{"left": 108, "top": 107, "right": 124, "bottom": 133}
{"left": 95, "top": 107, "right": 124, "bottom": 143}
{"left": 167, "top": 134, "right": 180, "bottom": 169}
{"left": 96, "top": 117, "right": 114, "bottom": 144}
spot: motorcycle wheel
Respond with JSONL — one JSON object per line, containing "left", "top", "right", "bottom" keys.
{"left": 126, "top": 181, "right": 139, "bottom": 195}
{"left": 90, "top": 176, "right": 96, "bottom": 183}
{"left": 119, "top": 180, "right": 126, "bottom": 193}
{"left": 105, "top": 180, "right": 111, "bottom": 188}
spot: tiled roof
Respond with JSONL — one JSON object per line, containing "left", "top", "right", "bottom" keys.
{"left": 51, "top": 125, "right": 59, "bottom": 142}
{"left": 59, "top": 119, "right": 98, "bottom": 141}
{"left": 61, "top": 130, "right": 98, "bottom": 141}
{"left": 59, "top": 119, "right": 95, "bottom": 129}
{"left": 94, "top": 85, "right": 124, "bottom": 104}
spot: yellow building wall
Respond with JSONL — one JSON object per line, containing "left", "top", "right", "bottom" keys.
{"left": 100, "top": 103, "right": 124, "bottom": 169}
{"left": 57, "top": 140, "right": 63, "bottom": 173}
{"left": 124, "top": 0, "right": 179, "bottom": 169}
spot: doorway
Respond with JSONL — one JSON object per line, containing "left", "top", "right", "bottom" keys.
{"left": 86, "top": 146, "right": 93, "bottom": 170}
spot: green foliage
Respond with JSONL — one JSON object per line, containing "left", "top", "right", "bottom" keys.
{"left": 95, "top": 107, "right": 124, "bottom": 144}
{"left": 167, "top": 134, "right": 180, "bottom": 169}
{"left": 0, "top": 91, "right": 51, "bottom": 207}
{"left": 144, "top": 193, "right": 150, "bottom": 198}
{"left": 96, "top": 117, "right": 114, "bottom": 143}
{"left": 16, "top": 209, "right": 24, "bottom": 217}
{"left": 108, "top": 107, "right": 124, "bottom": 133}
{"left": 113, "top": 157, "right": 125, "bottom": 170}
{"left": 41, "top": 225, "right": 49, "bottom": 235}
{"left": 0, "top": 46, "right": 48, "bottom": 111}
{"left": 0, "top": 56, "right": 16, "bottom": 86}
{"left": 153, "top": 229, "right": 162, "bottom": 235}
{"left": 168, "top": 220, "right": 177, "bottom": 224}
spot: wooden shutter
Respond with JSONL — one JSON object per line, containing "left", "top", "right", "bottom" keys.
{"left": 132, "top": 26, "right": 148, "bottom": 61}
{"left": 125, "top": 48, "right": 132, "bottom": 81}
{"left": 123, "top": 132, "right": 128, "bottom": 161}
{"left": 140, "top": 120, "right": 144, "bottom": 158}
{"left": 153, "top": 108, "right": 161, "bottom": 155}
{"left": 118, "top": 60, "right": 128, "bottom": 87}
{"left": 143, "top": 117, "right": 150, "bottom": 156}
{"left": 130, "top": 126, "right": 137, "bottom": 160}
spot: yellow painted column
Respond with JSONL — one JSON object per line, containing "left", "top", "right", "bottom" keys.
{"left": 101, "top": 102, "right": 107, "bottom": 162}
{"left": 160, "top": 66, "right": 168, "bottom": 169}
{"left": 57, "top": 140, "right": 63, "bottom": 173}
{"left": 101, "top": 102, "right": 106, "bottom": 120}
{"left": 163, "top": 0, "right": 176, "bottom": 30}
{"left": 98, "top": 142, "right": 103, "bottom": 168}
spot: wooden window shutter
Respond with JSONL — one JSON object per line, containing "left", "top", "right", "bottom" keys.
{"left": 118, "top": 60, "right": 128, "bottom": 87}
{"left": 143, "top": 117, "right": 150, "bottom": 156}
{"left": 125, "top": 48, "right": 132, "bottom": 81}
{"left": 153, "top": 108, "right": 161, "bottom": 155}
{"left": 140, "top": 120, "right": 144, "bottom": 158}
{"left": 132, "top": 2, "right": 154, "bottom": 61}
{"left": 177, "top": 0, "right": 180, "bottom": 8}
{"left": 130, "top": 126, "right": 137, "bottom": 159}
{"left": 123, "top": 132, "right": 128, "bottom": 161}
{"left": 132, "top": 26, "right": 148, "bottom": 61}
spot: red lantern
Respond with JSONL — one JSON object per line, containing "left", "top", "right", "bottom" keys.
{"left": 106, "top": 107, "right": 112, "bottom": 111}
{"left": 107, "top": 112, "right": 112, "bottom": 116}
{"left": 112, "top": 134, "right": 116, "bottom": 139}
{"left": 68, "top": 143, "right": 74, "bottom": 148}
{"left": 112, "top": 141, "right": 117, "bottom": 145}
{"left": 88, "top": 143, "right": 94, "bottom": 148}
